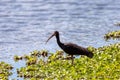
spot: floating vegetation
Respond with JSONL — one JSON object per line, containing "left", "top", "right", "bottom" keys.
{"left": 104, "top": 30, "right": 120, "bottom": 40}
{"left": 1, "top": 43, "right": 120, "bottom": 79}
{"left": 14, "top": 55, "right": 23, "bottom": 62}
{"left": 0, "top": 62, "right": 13, "bottom": 80}
{"left": 115, "top": 22, "right": 120, "bottom": 26}
{"left": 14, "top": 43, "right": 120, "bottom": 80}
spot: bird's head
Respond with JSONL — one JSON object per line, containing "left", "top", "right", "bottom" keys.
{"left": 46, "top": 31, "right": 59, "bottom": 44}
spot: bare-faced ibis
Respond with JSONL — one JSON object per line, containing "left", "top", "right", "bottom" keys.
{"left": 46, "top": 31, "right": 93, "bottom": 64}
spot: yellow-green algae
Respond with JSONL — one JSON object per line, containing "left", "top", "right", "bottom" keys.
{"left": 0, "top": 62, "right": 13, "bottom": 80}
{"left": 15, "top": 43, "right": 120, "bottom": 80}
{"left": 104, "top": 30, "right": 120, "bottom": 40}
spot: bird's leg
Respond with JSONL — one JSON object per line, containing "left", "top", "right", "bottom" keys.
{"left": 71, "top": 55, "right": 74, "bottom": 65}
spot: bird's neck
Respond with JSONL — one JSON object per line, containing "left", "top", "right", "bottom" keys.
{"left": 56, "top": 35, "right": 63, "bottom": 47}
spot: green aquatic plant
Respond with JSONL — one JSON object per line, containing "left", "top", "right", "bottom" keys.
{"left": 40, "top": 50, "right": 48, "bottom": 57}
{"left": 15, "top": 43, "right": 120, "bottom": 79}
{"left": 30, "top": 50, "right": 48, "bottom": 57}
{"left": 14, "top": 55, "right": 23, "bottom": 62}
{"left": 30, "top": 50, "right": 41, "bottom": 57}
{"left": 0, "top": 62, "right": 13, "bottom": 80}
{"left": 104, "top": 30, "right": 120, "bottom": 40}
{"left": 115, "top": 22, "right": 120, "bottom": 26}
{"left": 26, "top": 57, "right": 37, "bottom": 66}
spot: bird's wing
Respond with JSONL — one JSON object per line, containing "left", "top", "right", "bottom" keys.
{"left": 64, "top": 43, "right": 93, "bottom": 57}
{"left": 64, "top": 43, "right": 86, "bottom": 53}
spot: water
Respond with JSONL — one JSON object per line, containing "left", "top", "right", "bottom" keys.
{"left": 0, "top": 0, "right": 120, "bottom": 79}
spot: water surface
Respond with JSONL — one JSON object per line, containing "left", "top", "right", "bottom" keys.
{"left": 0, "top": 0, "right": 120, "bottom": 79}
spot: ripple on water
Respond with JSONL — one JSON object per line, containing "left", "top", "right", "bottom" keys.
{"left": 0, "top": 0, "right": 120, "bottom": 79}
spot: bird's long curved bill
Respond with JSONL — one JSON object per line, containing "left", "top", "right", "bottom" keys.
{"left": 46, "top": 34, "right": 55, "bottom": 44}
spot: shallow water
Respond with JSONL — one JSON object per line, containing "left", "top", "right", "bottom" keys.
{"left": 0, "top": 0, "right": 120, "bottom": 79}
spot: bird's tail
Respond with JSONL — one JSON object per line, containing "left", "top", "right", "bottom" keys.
{"left": 86, "top": 51, "right": 94, "bottom": 58}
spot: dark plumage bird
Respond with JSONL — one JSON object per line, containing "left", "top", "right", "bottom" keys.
{"left": 46, "top": 31, "right": 93, "bottom": 64}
